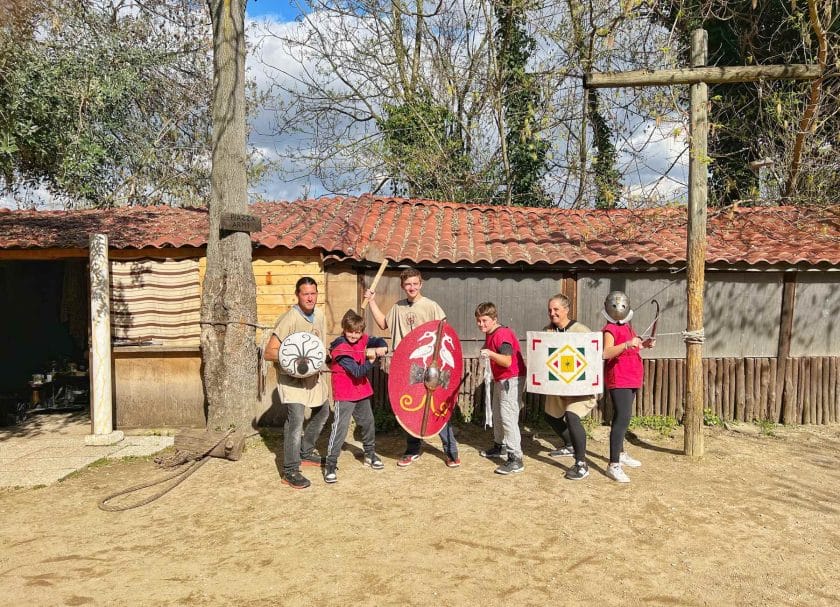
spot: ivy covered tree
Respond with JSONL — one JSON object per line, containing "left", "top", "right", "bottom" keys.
{"left": 656, "top": 0, "right": 838, "bottom": 206}
{"left": 377, "top": 97, "right": 479, "bottom": 201}
{"left": 494, "top": 0, "right": 550, "bottom": 206}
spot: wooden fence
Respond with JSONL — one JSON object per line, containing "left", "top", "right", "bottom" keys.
{"left": 371, "top": 356, "right": 840, "bottom": 426}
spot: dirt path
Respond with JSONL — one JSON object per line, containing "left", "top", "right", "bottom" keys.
{"left": 1, "top": 423, "right": 839, "bottom": 606}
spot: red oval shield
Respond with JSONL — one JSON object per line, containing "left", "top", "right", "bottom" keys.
{"left": 388, "top": 320, "right": 463, "bottom": 439}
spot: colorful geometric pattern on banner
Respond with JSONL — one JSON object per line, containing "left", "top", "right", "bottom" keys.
{"left": 525, "top": 331, "right": 603, "bottom": 396}
{"left": 388, "top": 320, "right": 463, "bottom": 439}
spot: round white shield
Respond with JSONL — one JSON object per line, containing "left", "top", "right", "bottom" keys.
{"left": 278, "top": 331, "right": 326, "bottom": 378}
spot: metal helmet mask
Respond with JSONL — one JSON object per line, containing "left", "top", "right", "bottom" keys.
{"left": 603, "top": 291, "right": 633, "bottom": 323}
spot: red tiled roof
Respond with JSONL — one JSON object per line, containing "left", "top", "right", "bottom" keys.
{"left": 0, "top": 196, "right": 837, "bottom": 267}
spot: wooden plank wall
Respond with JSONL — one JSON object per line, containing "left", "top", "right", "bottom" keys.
{"left": 251, "top": 251, "right": 325, "bottom": 343}
{"left": 370, "top": 356, "right": 840, "bottom": 425}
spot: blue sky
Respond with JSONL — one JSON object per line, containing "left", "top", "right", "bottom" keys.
{"left": 247, "top": 0, "right": 303, "bottom": 21}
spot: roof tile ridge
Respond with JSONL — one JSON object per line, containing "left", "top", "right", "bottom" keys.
{"left": 342, "top": 196, "right": 377, "bottom": 257}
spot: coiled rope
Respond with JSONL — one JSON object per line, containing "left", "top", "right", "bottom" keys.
{"left": 98, "top": 429, "right": 234, "bottom": 512}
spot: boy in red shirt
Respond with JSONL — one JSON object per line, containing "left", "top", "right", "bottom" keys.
{"left": 475, "top": 302, "right": 526, "bottom": 475}
{"left": 324, "top": 310, "right": 388, "bottom": 483}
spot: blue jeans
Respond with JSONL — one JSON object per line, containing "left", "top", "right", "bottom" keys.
{"left": 283, "top": 401, "right": 330, "bottom": 474}
{"left": 405, "top": 423, "right": 458, "bottom": 459}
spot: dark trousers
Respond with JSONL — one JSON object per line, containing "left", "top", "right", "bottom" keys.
{"left": 326, "top": 398, "right": 376, "bottom": 466}
{"left": 609, "top": 388, "right": 636, "bottom": 463}
{"left": 404, "top": 423, "right": 458, "bottom": 458}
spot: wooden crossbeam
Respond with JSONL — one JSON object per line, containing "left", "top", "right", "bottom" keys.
{"left": 584, "top": 64, "right": 822, "bottom": 88}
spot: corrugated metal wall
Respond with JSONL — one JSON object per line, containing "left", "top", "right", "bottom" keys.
{"left": 362, "top": 267, "right": 839, "bottom": 358}
{"left": 420, "top": 270, "right": 567, "bottom": 356}
{"left": 578, "top": 271, "right": 789, "bottom": 358}
{"left": 791, "top": 273, "right": 840, "bottom": 357}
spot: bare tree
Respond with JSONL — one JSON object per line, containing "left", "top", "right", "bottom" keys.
{"left": 255, "top": 0, "right": 504, "bottom": 202}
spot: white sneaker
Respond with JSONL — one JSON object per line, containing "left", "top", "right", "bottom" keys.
{"left": 619, "top": 452, "right": 641, "bottom": 468}
{"left": 607, "top": 463, "right": 630, "bottom": 483}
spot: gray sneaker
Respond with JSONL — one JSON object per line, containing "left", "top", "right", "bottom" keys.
{"left": 548, "top": 445, "right": 575, "bottom": 458}
{"left": 300, "top": 451, "right": 324, "bottom": 467}
{"left": 495, "top": 456, "right": 524, "bottom": 475}
{"left": 564, "top": 461, "right": 589, "bottom": 481}
{"left": 480, "top": 443, "right": 506, "bottom": 459}
{"left": 364, "top": 453, "right": 385, "bottom": 470}
{"left": 323, "top": 464, "right": 337, "bottom": 484}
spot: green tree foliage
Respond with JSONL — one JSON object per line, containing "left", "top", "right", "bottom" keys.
{"left": 588, "top": 88, "right": 622, "bottom": 208}
{"left": 658, "top": 0, "right": 839, "bottom": 206}
{"left": 494, "top": 0, "right": 550, "bottom": 206}
{"left": 377, "top": 97, "right": 480, "bottom": 202}
{"left": 0, "top": 0, "right": 213, "bottom": 208}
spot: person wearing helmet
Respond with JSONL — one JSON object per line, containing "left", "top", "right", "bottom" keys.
{"left": 602, "top": 291, "right": 655, "bottom": 483}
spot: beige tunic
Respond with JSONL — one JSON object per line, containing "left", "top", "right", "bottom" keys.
{"left": 543, "top": 321, "right": 599, "bottom": 418}
{"left": 385, "top": 295, "right": 445, "bottom": 349}
{"left": 272, "top": 306, "right": 329, "bottom": 407}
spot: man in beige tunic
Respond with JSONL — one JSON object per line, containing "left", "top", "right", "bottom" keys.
{"left": 264, "top": 277, "right": 330, "bottom": 489}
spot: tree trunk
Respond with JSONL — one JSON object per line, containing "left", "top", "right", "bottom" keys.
{"left": 200, "top": 0, "right": 257, "bottom": 431}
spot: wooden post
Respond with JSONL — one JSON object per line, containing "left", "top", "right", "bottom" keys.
{"left": 85, "top": 234, "right": 124, "bottom": 446}
{"left": 683, "top": 30, "right": 708, "bottom": 456}
{"left": 775, "top": 273, "right": 797, "bottom": 421}
{"left": 583, "top": 29, "right": 821, "bottom": 455}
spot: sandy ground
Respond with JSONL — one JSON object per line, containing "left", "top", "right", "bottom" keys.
{"left": 1, "top": 421, "right": 839, "bottom": 607}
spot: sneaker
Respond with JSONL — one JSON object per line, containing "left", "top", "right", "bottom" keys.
{"left": 620, "top": 452, "right": 641, "bottom": 468}
{"left": 606, "top": 463, "right": 631, "bottom": 483}
{"left": 564, "top": 461, "right": 590, "bottom": 480}
{"left": 445, "top": 456, "right": 461, "bottom": 468}
{"left": 479, "top": 443, "right": 506, "bottom": 459}
{"left": 397, "top": 453, "right": 421, "bottom": 467}
{"left": 548, "top": 445, "right": 575, "bottom": 458}
{"left": 494, "top": 456, "right": 524, "bottom": 475}
{"left": 364, "top": 454, "right": 385, "bottom": 470}
{"left": 300, "top": 452, "right": 324, "bottom": 467}
{"left": 282, "top": 470, "right": 311, "bottom": 489}
{"left": 323, "top": 464, "right": 337, "bottom": 483}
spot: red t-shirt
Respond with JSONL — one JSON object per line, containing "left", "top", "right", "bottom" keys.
{"left": 484, "top": 326, "right": 525, "bottom": 381}
{"left": 603, "top": 322, "right": 644, "bottom": 389}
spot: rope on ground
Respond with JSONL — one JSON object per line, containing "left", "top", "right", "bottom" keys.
{"left": 98, "top": 429, "right": 234, "bottom": 512}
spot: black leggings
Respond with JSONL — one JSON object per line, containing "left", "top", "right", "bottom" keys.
{"left": 609, "top": 388, "right": 636, "bottom": 463}
{"left": 544, "top": 411, "right": 572, "bottom": 446}
{"left": 565, "top": 411, "right": 587, "bottom": 463}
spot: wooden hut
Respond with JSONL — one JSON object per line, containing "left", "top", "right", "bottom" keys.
{"left": 0, "top": 198, "right": 837, "bottom": 428}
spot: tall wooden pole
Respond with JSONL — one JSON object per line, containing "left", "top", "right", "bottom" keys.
{"left": 684, "top": 30, "right": 708, "bottom": 457}
{"left": 584, "top": 29, "right": 821, "bottom": 457}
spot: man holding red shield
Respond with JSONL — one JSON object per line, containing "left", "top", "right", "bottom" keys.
{"left": 365, "top": 268, "right": 461, "bottom": 468}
